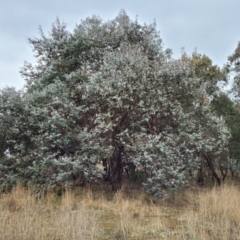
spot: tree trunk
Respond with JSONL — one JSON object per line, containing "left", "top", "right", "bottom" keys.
{"left": 203, "top": 153, "right": 221, "bottom": 186}
{"left": 220, "top": 164, "right": 228, "bottom": 182}
{"left": 230, "top": 169, "right": 235, "bottom": 179}
{"left": 196, "top": 159, "right": 205, "bottom": 186}
{"left": 110, "top": 145, "right": 124, "bottom": 191}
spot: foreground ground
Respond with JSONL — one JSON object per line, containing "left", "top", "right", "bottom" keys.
{"left": 0, "top": 182, "right": 240, "bottom": 240}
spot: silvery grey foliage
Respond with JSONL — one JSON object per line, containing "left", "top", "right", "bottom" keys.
{"left": 0, "top": 11, "right": 230, "bottom": 197}
{"left": 228, "top": 41, "right": 240, "bottom": 100}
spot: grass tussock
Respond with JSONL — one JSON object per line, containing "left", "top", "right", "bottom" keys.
{"left": 0, "top": 184, "right": 240, "bottom": 239}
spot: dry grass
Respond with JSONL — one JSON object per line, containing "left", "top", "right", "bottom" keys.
{"left": 0, "top": 186, "right": 102, "bottom": 240}
{"left": 181, "top": 184, "right": 240, "bottom": 240}
{"left": 0, "top": 184, "right": 240, "bottom": 240}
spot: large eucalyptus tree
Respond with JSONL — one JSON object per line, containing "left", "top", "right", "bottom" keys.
{"left": 0, "top": 11, "right": 230, "bottom": 197}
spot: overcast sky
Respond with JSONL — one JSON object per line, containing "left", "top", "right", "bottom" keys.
{"left": 1, "top": 0, "right": 240, "bottom": 90}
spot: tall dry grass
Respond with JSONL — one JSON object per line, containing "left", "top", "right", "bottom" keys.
{"left": 0, "top": 186, "right": 102, "bottom": 240}
{"left": 182, "top": 185, "right": 240, "bottom": 240}
{"left": 0, "top": 184, "right": 239, "bottom": 239}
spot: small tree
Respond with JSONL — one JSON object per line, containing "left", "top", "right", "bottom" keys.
{"left": 181, "top": 51, "right": 230, "bottom": 185}
{"left": 212, "top": 94, "right": 240, "bottom": 178}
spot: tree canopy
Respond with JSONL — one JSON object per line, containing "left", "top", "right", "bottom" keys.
{"left": 227, "top": 41, "right": 240, "bottom": 100}
{"left": 0, "top": 11, "right": 231, "bottom": 198}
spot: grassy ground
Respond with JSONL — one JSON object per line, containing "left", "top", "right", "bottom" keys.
{"left": 0, "top": 183, "right": 240, "bottom": 240}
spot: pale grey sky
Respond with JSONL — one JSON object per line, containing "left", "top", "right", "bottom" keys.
{"left": 1, "top": 0, "right": 240, "bottom": 89}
